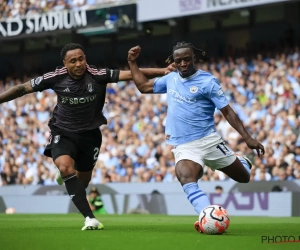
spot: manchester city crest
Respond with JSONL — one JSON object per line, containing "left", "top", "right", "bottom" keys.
{"left": 190, "top": 86, "right": 198, "bottom": 93}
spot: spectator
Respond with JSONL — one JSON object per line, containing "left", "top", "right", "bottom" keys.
{"left": 215, "top": 185, "right": 223, "bottom": 194}
{"left": 0, "top": 0, "right": 133, "bottom": 18}
{"left": 87, "top": 187, "right": 107, "bottom": 214}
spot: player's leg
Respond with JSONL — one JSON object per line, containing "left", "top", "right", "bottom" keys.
{"left": 52, "top": 151, "right": 103, "bottom": 230}
{"left": 57, "top": 165, "right": 94, "bottom": 188}
{"left": 175, "top": 159, "right": 210, "bottom": 233}
{"left": 44, "top": 129, "right": 103, "bottom": 230}
{"left": 76, "top": 170, "right": 93, "bottom": 189}
{"left": 73, "top": 130, "right": 104, "bottom": 230}
{"left": 173, "top": 149, "right": 211, "bottom": 215}
{"left": 75, "top": 128, "right": 102, "bottom": 189}
{"left": 204, "top": 136, "right": 251, "bottom": 183}
{"left": 53, "top": 154, "right": 92, "bottom": 216}
{"left": 218, "top": 155, "right": 251, "bottom": 183}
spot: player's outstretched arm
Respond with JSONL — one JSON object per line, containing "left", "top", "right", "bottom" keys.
{"left": 119, "top": 68, "right": 166, "bottom": 82}
{"left": 220, "top": 105, "right": 265, "bottom": 157}
{"left": 0, "top": 81, "right": 34, "bottom": 104}
{"left": 127, "top": 46, "right": 155, "bottom": 93}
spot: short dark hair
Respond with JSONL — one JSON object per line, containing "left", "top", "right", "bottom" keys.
{"left": 166, "top": 41, "right": 206, "bottom": 64}
{"left": 61, "top": 43, "right": 84, "bottom": 59}
{"left": 215, "top": 185, "right": 223, "bottom": 190}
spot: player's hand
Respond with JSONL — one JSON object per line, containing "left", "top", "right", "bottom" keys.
{"left": 165, "top": 63, "right": 177, "bottom": 75}
{"left": 128, "top": 46, "right": 141, "bottom": 61}
{"left": 244, "top": 137, "right": 265, "bottom": 157}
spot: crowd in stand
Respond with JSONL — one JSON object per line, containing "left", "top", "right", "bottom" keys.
{"left": 0, "top": 0, "right": 131, "bottom": 19}
{"left": 0, "top": 46, "right": 300, "bottom": 186}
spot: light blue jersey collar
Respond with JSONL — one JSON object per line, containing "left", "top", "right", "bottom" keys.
{"left": 178, "top": 70, "right": 201, "bottom": 82}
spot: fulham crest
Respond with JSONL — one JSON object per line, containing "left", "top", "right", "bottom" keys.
{"left": 87, "top": 83, "right": 93, "bottom": 92}
{"left": 54, "top": 135, "right": 60, "bottom": 143}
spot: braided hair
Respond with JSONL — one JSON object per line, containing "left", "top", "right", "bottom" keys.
{"left": 166, "top": 41, "right": 206, "bottom": 64}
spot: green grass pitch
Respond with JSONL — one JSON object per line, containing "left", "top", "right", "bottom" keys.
{"left": 0, "top": 214, "right": 299, "bottom": 250}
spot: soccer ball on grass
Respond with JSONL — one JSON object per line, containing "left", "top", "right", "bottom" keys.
{"left": 199, "top": 205, "right": 229, "bottom": 234}
{"left": 5, "top": 207, "right": 16, "bottom": 214}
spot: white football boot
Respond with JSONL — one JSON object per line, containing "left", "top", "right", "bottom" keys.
{"left": 235, "top": 154, "right": 252, "bottom": 169}
{"left": 81, "top": 216, "right": 104, "bottom": 231}
{"left": 55, "top": 167, "right": 64, "bottom": 185}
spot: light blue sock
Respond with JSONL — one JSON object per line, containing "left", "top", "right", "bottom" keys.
{"left": 238, "top": 158, "right": 251, "bottom": 174}
{"left": 183, "top": 182, "right": 211, "bottom": 214}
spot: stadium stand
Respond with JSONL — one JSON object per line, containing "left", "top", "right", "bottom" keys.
{"left": 0, "top": 0, "right": 132, "bottom": 19}
{"left": 0, "top": 45, "right": 300, "bottom": 186}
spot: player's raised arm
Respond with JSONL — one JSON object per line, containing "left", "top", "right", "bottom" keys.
{"left": 119, "top": 46, "right": 176, "bottom": 84}
{"left": 126, "top": 46, "right": 156, "bottom": 93}
{"left": 0, "top": 81, "right": 34, "bottom": 104}
{"left": 220, "top": 104, "right": 265, "bottom": 157}
{"left": 118, "top": 67, "right": 167, "bottom": 82}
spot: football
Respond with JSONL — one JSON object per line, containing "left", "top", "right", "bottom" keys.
{"left": 199, "top": 205, "right": 230, "bottom": 234}
{"left": 5, "top": 207, "right": 16, "bottom": 214}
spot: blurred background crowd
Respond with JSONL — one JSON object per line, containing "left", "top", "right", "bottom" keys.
{"left": 0, "top": 44, "right": 300, "bottom": 186}
{"left": 0, "top": 0, "right": 131, "bottom": 19}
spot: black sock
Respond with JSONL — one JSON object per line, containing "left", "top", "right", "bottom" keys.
{"left": 63, "top": 173, "right": 95, "bottom": 219}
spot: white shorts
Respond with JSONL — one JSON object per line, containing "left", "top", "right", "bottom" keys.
{"left": 171, "top": 132, "right": 236, "bottom": 171}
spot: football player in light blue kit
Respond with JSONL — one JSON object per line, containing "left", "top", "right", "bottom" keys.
{"left": 127, "top": 42, "right": 265, "bottom": 233}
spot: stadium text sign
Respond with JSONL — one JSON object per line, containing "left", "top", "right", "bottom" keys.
{"left": 0, "top": 10, "right": 87, "bottom": 37}
{"left": 138, "top": 0, "right": 290, "bottom": 22}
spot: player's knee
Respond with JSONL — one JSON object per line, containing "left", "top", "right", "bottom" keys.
{"left": 54, "top": 156, "right": 74, "bottom": 177}
{"left": 176, "top": 168, "right": 198, "bottom": 184}
{"left": 57, "top": 164, "right": 73, "bottom": 176}
{"left": 55, "top": 161, "right": 74, "bottom": 177}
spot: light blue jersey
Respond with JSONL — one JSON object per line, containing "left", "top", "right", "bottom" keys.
{"left": 153, "top": 70, "right": 229, "bottom": 146}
